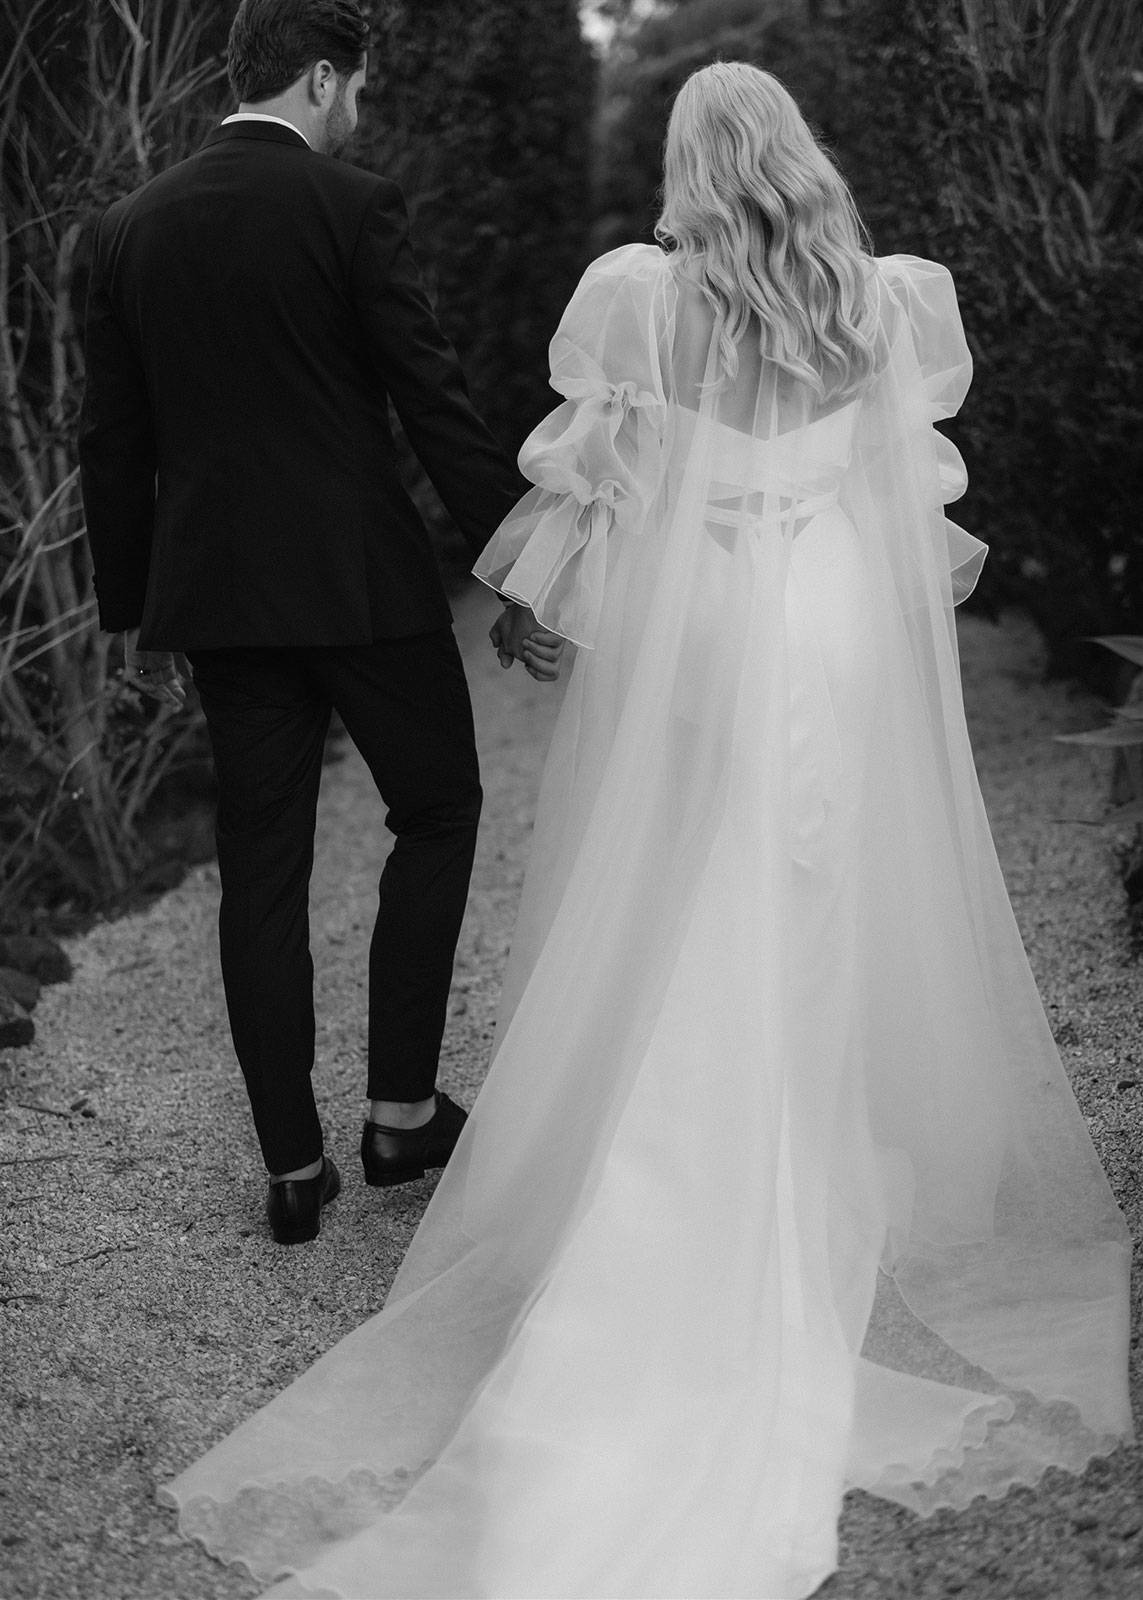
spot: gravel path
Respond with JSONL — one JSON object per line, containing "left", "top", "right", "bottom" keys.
{"left": 1, "top": 589, "right": 1139, "bottom": 1600}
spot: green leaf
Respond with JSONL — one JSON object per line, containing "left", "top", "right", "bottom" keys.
{"left": 1087, "top": 636, "right": 1143, "bottom": 668}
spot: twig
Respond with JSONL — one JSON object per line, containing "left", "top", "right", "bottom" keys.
{"left": 0, "top": 1291, "right": 43, "bottom": 1305}
{"left": 13, "top": 1101, "right": 74, "bottom": 1119}
{"left": 110, "top": 0, "right": 151, "bottom": 178}
{"left": 51, "top": 1242, "right": 143, "bottom": 1271}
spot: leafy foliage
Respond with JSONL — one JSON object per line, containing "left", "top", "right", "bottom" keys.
{"left": 825, "top": 0, "right": 1143, "bottom": 681}
{"left": 594, "top": 0, "right": 1143, "bottom": 681}
{"left": 339, "top": 1, "right": 596, "bottom": 577}
{"left": 363, "top": 1, "right": 596, "bottom": 542}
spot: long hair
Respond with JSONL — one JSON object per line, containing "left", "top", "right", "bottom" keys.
{"left": 655, "top": 63, "right": 877, "bottom": 402}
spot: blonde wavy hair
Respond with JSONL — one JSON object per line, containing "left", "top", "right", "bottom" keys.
{"left": 656, "top": 62, "right": 878, "bottom": 402}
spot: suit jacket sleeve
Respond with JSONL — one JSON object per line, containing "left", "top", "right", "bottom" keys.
{"left": 77, "top": 213, "right": 158, "bottom": 633}
{"left": 350, "top": 181, "right": 527, "bottom": 559}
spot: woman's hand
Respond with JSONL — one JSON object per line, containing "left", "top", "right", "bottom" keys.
{"left": 489, "top": 605, "right": 567, "bottom": 682}
{"left": 521, "top": 629, "right": 564, "bottom": 682}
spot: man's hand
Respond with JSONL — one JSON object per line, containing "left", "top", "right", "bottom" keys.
{"left": 489, "top": 604, "right": 566, "bottom": 682}
{"left": 123, "top": 628, "right": 188, "bottom": 709}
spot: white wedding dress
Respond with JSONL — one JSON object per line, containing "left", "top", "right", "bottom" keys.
{"left": 162, "top": 246, "right": 1133, "bottom": 1599}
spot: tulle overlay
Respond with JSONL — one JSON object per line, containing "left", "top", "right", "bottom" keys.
{"left": 163, "top": 247, "right": 1132, "bottom": 1598}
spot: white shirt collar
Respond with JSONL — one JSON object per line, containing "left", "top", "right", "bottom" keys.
{"left": 221, "top": 112, "right": 311, "bottom": 149}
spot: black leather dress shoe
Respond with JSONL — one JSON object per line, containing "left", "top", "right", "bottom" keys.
{"left": 360, "top": 1091, "right": 468, "bottom": 1188}
{"left": 266, "top": 1156, "right": 341, "bottom": 1245}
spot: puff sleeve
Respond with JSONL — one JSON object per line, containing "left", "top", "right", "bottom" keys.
{"left": 473, "top": 245, "right": 670, "bottom": 647}
{"left": 872, "top": 255, "right": 986, "bottom": 603}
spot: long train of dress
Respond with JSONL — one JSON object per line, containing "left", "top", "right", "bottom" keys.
{"left": 162, "top": 247, "right": 1133, "bottom": 1599}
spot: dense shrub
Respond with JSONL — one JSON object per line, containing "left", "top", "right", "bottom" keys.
{"left": 594, "top": 0, "right": 1143, "bottom": 682}
{"left": 818, "top": 0, "right": 1143, "bottom": 682}
{"left": 364, "top": 0, "right": 597, "bottom": 571}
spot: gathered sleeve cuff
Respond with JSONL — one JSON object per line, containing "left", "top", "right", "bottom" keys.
{"left": 473, "top": 245, "right": 669, "bottom": 647}
{"left": 474, "top": 487, "right": 613, "bottom": 651}
{"left": 930, "top": 429, "right": 984, "bottom": 601}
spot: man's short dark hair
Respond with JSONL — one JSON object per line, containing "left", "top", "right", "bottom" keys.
{"left": 227, "top": 0, "right": 370, "bottom": 103}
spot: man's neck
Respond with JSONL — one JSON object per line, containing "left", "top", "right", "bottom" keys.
{"left": 235, "top": 103, "right": 311, "bottom": 145}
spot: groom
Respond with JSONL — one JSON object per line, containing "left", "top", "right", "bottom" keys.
{"left": 78, "top": 0, "right": 560, "bottom": 1244}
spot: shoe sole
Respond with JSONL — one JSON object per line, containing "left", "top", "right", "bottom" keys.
{"left": 363, "top": 1165, "right": 427, "bottom": 1188}
{"left": 271, "top": 1219, "right": 322, "bottom": 1245}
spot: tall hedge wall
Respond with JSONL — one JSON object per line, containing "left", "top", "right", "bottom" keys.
{"left": 595, "top": 0, "right": 1143, "bottom": 683}
{"left": 366, "top": 1, "right": 597, "bottom": 455}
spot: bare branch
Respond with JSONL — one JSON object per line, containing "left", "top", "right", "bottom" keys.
{"left": 110, "top": 0, "right": 153, "bottom": 179}
{"left": 0, "top": 0, "right": 220, "bottom": 911}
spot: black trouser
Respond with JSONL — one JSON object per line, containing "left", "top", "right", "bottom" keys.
{"left": 187, "top": 629, "right": 482, "bottom": 1175}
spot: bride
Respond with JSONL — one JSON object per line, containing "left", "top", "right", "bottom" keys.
{"left": 164, "top": 63, "right": 1132, "bottom": 1600}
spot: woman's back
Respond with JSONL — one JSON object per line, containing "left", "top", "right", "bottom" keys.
{"left": 667, "top": 257, "right": 867, "bottom": 438}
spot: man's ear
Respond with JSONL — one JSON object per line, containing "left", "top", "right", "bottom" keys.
{"left": 308, "top": 59, "right": 336, "bottom": 106}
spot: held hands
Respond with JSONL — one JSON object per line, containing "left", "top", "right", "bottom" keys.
{"left": 489, "top": 604, "right": 566, "bottom": 682}
{"left": 123, "top": 628, "right": 189, "bottom": 710}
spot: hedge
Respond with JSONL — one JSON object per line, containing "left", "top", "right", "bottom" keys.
{"left": 594, "top": 0, "right": 1143, "bottom": 684}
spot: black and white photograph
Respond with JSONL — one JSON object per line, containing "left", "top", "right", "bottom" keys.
{"left": 0, "top": 1, "right": 1140, "bottom": 1596}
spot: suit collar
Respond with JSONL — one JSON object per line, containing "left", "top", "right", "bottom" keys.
{"left": 204, "top": 121, "right": 311, "bottom": 152}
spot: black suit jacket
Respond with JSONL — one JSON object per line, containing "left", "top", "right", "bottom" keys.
{"left": 78, "top": 120, "right": 525, "bottom": 649}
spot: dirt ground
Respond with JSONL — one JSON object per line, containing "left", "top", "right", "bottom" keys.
{"left": 1, "top": 587, "right": 1139, "bottom": 1600}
